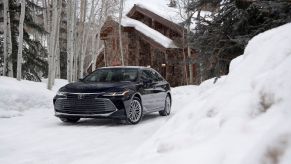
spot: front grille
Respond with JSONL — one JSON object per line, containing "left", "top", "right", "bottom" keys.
{"left": 55, "top": 94, "right": 116, "bottom": 115}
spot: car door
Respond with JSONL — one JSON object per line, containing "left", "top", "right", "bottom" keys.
{"left": 150, "top": 69, "right": 167, "bottom": 110}
{"left": 139, "top": 69, "right": 156, "bottom": 112}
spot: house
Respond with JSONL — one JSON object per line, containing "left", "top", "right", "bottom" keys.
{"left": 88, "top": 4, "right": 200, "bottom": 87}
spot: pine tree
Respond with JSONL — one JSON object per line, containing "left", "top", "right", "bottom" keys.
{"left": 188, "top": 0, "right": 291, "bottom": 81}
{"left": 2, "top": 0, "right": 48, "bottom": 81}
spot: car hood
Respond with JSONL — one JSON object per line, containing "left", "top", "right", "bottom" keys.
{"left": 59, "top": 81, "right": 136, "bottom": 93}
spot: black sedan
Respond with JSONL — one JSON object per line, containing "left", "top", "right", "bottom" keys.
{"left": 54, "top": 66, "right": 171, "bottom": 124}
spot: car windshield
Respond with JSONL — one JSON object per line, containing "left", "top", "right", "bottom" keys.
{"left": 83, "top": 68, "right": 138, "bottom": 82}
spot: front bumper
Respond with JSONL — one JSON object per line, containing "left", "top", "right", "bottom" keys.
{"left": 54, "top": 93, "right": 129, "bottom": 119}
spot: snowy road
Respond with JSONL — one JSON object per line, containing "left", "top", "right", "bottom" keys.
{"left": 0, "top": 110, "right": 168, "bottom": 164}
{"left": 0, "top": 86, "right": 194, "bottom": 164}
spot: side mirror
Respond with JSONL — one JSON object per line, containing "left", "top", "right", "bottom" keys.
{"left": 78, "top": 78, "right": 84, "bottom": 82}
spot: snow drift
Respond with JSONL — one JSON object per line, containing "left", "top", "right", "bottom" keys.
{"left": 131, "top": 23, "right": 291, "bottom": 164}
{"left": 0, "top": 77, "right": 66, "bottom": 118}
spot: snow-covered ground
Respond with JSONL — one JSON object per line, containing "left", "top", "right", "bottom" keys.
{"left": 0, "top": 77, "right": 194, "bottom": 164}
{"left": 1, "top": 23, "right": 291, "bottom": 164}
{"left": 129, "top": 23, "right": 291, "bottom": 164}
{"left": 0, "top": 78, "right": 66, "bottom": 118}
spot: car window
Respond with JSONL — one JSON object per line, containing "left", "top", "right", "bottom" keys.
{"left": 141, "top": 69, "right": 163, "bottom": 82}
{"left": 141, "top": 70, "right": 154, "bottom": 81}
{"left": 84, "top": 68, "right": 138, "bottom": 82}
{"left": 151, "top": 70, "right": 164, "bottom": 81}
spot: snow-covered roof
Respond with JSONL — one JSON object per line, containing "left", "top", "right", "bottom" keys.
{"left": 108, "top": 0, "right": 213, "bottom": 49}
{"left": 123, "top": 0, "right": 182, "bottom": 24}
{"left": 121, "top": 16, "right": 178, "bottom": 49}
{"left": 123, "top": 0, "right": 212, "bottom": 30}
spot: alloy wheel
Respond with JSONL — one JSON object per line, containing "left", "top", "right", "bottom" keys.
{"left": 128, "top": 98, "right": 142, "bottom": 124}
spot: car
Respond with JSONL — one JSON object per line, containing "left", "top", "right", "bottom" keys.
{"left": 53, "top": 66, "right": 172, "bottom": 124}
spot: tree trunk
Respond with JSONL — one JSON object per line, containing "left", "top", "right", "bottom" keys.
{"left": 47, "top": 0, "right": 59, "bottom": 89}
{"left": 66, "top": 0, "right": 71, "bottom": 81}
{"left": 186, "top": 0, "right": 193, "bottom": 84}
{"left": 77, "top": 0, "right": 87, "bottom": 79}
{"left": 54, "top": 0, "right": 62, "bottom": 80}
{"left": 72, "top": 1, "right": 78, "bottom": 81}
{"left": 16, "top": 0, "right": 26, "bottom": 81}
{"left": 118, "top": 0, "right": 124, "bottom": 66}
{"left": 196, "top": 9, "right": 203, "bottom": 83}
{"left": 92, "top": 0, "right": 107, "bottom": 72}
{"left": 182, "top": 29, "right": 188, "bottom": 85}
{"left": 3, "top": 0, "right": 14, "bottom": 77}
{"left": 66, "top": 0, "right": 76, "bottom": 82}
{"left": 42, "top": 0, "right": 48, "bottom": 32}
{"left": 3, "top": 0, "right": 8, "bottom": 76}
{"left": 80, "top": 0, "right": 99, "bottom": 78}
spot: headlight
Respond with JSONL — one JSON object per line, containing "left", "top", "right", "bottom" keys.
{"left": 103, "top": 90, "right": 129, "bottom": 97}
{"left": 56, "top": 91, "right": 67, "bottom": 96}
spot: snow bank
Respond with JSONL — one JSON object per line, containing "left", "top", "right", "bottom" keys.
{"left": 121, "top": 17, "right": 177, "bottom": 48}
{"left": 0, "top": 77, "right": 67, "bottom": 118}
{"left": 132, "top": 23, "right": 291, "bottom": 164}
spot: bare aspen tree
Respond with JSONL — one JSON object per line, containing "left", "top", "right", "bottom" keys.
{"left": 16, "top": 0, "right": 26, "bottom": 81}
{"left": 177, "top": 0, "right": 194, "bottom": 84}
{"left": 42, "top": 0, "right": 48, "bottom": 31}
{"left": 118, "top": 0, "right": 124, "bottom": 66}
{"left": 67, "top": 0, "right": 76, "bottom": 82}
{"left": 72, "top": 1, "right": 78, "bottom": 81}
{"left": 7, "top": 7, "right": 13, "bottom": 77}
{"left": 3, "top": 0, "right": 14, "bottom": 77}
{"left": 3, "top": 0, "right": 8, "bottom": 76}
{"left": 47, "top": 0, "right": 60, "bottom": 89}
{"left": 47, "top": 0, "right": 51, "bottom": 33}
{"left": 54, "top": 0, "right": 62, "bottom": 80}
{"left": 77, "top": 0, "right": 87, "bottom": 79}
{"left": 79, "top": 0, "right": 100, "bottom": 78}
{"left": 182, "top": 29, "right": 189, "bottom": 85}
{"left": 42, "top": 0, "right": 50, "bottom": 48}
{"left": 186, "top": 0, "right": 193, "bottom": 84}
{"left": 91, "top": 0, "right": 109, "bottom": 72}
{"left": 66, "top": 0, "right": 72, "bottom": 81}
{"left": 91, "top": 0, "right": 118, "bottom": 71}
{"left": 177, "top": 0, "right": 190, "bottom": 84}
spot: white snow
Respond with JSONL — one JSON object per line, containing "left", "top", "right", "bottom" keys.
{"left": 0, "top": 77, "right": 190, "bottom": 164}
{"left": 1, "top": 23, "right": 291, "bottom": 164}
{"left": 127, "top": 23, "right": 291, "bottom": 164}
{"left": 0, "top": 77, "right": 66, "bottom": 118}
{"left": 121, "top": 17, "right": 178, "bottom": 48}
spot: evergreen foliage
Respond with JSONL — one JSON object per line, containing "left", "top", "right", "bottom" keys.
{"left": 188, "top": 0, "right": 291, "bottom": 80}
{"left": 2, "top": 0, "right": 48, "bottom": 81}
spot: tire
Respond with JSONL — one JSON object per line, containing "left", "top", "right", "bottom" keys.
{"left": 59, "top": 117, "right": 80, "bottom": 123}
{"left": 127, "top": 97, "right": 143, "bottom": 124}
{"left": 159, "top": 95, "right": 171, "bottom": 116}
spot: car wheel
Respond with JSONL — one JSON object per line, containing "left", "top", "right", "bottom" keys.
{"left": 127, "top": 97, "right": 143, "bottom": 124}
{"left": 59, "top": 117, "right": 80, "bottom": 123}
{"left": 159, "top": 95, "right": 171, "bottom": 116}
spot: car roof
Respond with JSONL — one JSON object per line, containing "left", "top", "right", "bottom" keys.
{"left": 99, "top": 66, "right": 150, "bottom": 70}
